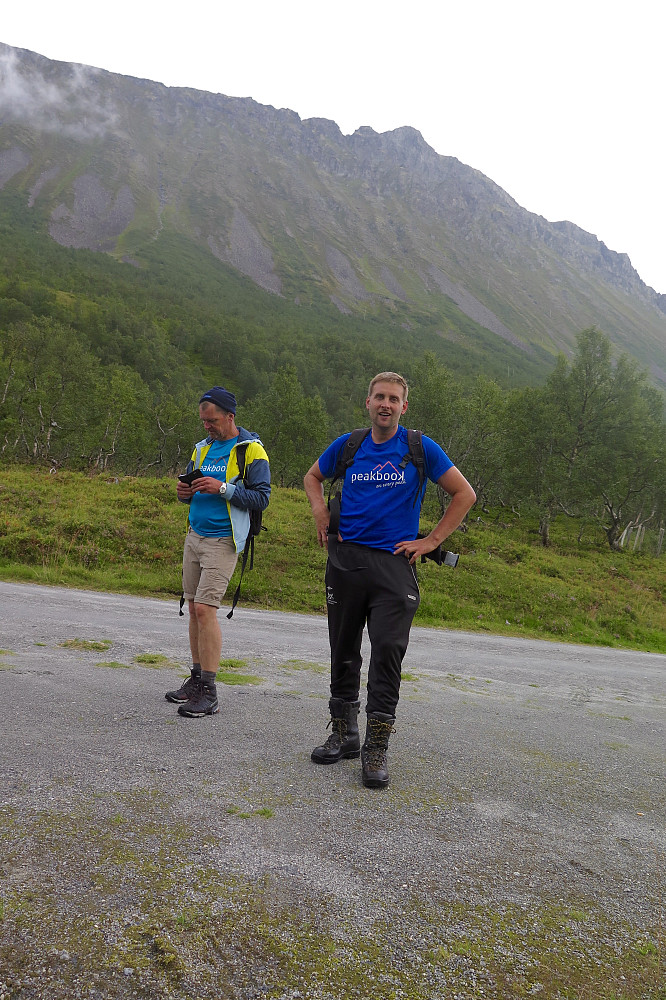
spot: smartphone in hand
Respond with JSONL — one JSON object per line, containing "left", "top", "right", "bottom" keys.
{"left": 178, "top": 469, "right": 204, "bottom": 485}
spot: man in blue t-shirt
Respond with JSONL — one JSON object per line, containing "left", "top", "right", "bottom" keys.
{"left": 304, "top": 372, "right": 476, "bottom": 788}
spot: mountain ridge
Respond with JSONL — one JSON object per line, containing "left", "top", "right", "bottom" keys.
{"left": 1, "top": 41, "right": 665, "bottom": 387}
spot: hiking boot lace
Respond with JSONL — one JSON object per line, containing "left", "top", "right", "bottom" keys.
{"left": 364, "top": 720, "right": 395, "bottom": 769}
{"left": 364, "top": 747, "right": 387, "bottom": 770}
{"left": 322, "top": 717, "right": 347, "bottom": 747}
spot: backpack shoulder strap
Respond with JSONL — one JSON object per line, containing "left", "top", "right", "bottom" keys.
{"left": 327, "top": 427, "right": 371, "bottom": 537}
{"left": 330, "top": 428, "right": 372, "bottom": 489}
{"left": 235, "top": 440, "right": 250, "bottom": 480}
{"left": 407, "top": 428, "right": 425, "bottom": 498}
{"left": 395, "top": 429, "right": 426, "bottom": 506}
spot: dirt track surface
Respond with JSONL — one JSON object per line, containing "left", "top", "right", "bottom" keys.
{"left": 0, "top": 580, "right": 664, "bottom": 999}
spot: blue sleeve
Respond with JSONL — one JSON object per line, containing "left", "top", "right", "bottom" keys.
{"left": 318, "top": 433, "right": 351, "bottom": 480}
{"left": 422, "top": 435, "right": 454, "bottom": 482}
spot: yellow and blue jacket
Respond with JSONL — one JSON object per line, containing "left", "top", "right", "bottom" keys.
{"left": 183, "top": 428, "right": 270, "bottom": 554}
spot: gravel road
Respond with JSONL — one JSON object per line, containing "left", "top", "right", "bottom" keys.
{"left": 0, "top": 581, "right": 664, "bottom": 999}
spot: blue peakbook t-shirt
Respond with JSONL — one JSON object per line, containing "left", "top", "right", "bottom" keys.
{"left": 188, "top": 437, "right": 237, "bottom": 537}
{"left": 318, "top": 426, "right": 453, "bottom": 551}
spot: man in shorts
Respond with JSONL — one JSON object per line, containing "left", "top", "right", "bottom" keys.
{"left": 166, "top": 386, "right": 270, "bottom": 718}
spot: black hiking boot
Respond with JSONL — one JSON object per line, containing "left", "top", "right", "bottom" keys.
{"left": 311, "top": 698, "right": 361, "bottom": 764}
{"left": 165, "top": 669, "right": 201, "bottom": 704}
{"left": 177, "top": 681, "right": 219, "bottom": 718}
{"left": 361, "top": 712, "right": 395, "bottom": 788}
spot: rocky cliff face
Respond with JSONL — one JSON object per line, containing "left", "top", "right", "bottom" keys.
{"left": 1, "top": 41, "right": 665, "bottom": 383}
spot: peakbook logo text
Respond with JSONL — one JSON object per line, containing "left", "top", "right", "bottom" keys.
{"left": 351, "top": 462, "right": 405, "bottom": 485}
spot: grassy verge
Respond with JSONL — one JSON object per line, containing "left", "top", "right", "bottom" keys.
{"left": 0, "top": 466, "right": 664, "bottom": 653}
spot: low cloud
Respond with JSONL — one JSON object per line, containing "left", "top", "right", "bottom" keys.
{"left": 0, "top": 44, "right": 119, "bottom": 139}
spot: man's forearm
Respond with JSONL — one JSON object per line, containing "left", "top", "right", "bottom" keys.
{"left": 304, "top": 469, "right": 331, "bottom": 547}
{"left": 428, "top": 487, "right": 476, "bottom": 547}
{"left": 303, "top": 471, "right": 327, "bottom": 518}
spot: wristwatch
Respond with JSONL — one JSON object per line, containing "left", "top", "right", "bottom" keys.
{"left": 219, "top": 482, "right": 227, "bottom": 496}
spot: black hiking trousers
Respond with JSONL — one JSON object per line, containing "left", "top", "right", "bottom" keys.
{"left": 325, "top": 542, "right": 421, "bottom": 716}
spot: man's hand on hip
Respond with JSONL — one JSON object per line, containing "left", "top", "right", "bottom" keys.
{"left": 394, "top": 536, "right": 440, "bottom": 565}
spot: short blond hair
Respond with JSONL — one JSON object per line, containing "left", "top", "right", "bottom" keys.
{"left": 367, "top": 371, "right": 409, "bottom": 400}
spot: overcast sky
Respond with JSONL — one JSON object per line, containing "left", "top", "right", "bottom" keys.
{"left": 3, "top": 0, "right": 665, "bottom": 293}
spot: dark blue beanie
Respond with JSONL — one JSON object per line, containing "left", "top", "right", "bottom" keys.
{"left": 199, "top": 386, "right": 237, "bottom": 414}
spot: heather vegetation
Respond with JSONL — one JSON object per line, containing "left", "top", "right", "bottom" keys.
{"left": 0, "top": 467, "right": 664, "bottom": 653}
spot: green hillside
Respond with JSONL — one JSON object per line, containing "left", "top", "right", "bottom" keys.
{"left": 0, "top": 191, "right": 547, "bottom": 438}
{"left": 2, "top": 40, "right": 666, "bottom": 391}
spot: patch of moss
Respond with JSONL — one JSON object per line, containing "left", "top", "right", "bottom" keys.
{"left": 218, "top": 657, "right": 249, "bottom": 671}
{"left": 279, "top": 659, "right": 327, "bottom": 674}
{"left": 588, "top": 710, "right": 632, "bottom": 721}
{"left": 226, "top": 806, "right": 274, "bottom": 819}
{"left": 134, "top": 652, "right": 175, "bottom": 667}
{"left": 216, "top": 670, "right": 264, "bottom": 686}
{"left": 58, "top": 638, "right": 113, "bottom": 651}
